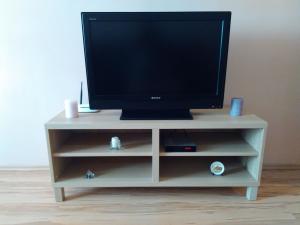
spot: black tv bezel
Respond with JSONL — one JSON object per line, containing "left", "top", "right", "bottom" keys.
{"left": 81, "top": 11, "right": 231, "bottom": 110}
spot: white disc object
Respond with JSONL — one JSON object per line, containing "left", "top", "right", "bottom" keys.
{"left": 210, "top": 161, "right": 225, "bottom": 176}
{"left": 78, "top": 104, "right": 99, "bottom": 113}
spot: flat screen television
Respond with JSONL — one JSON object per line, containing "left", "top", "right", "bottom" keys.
{"left": 81, "top": 12, "right": 231, "bottom": 120}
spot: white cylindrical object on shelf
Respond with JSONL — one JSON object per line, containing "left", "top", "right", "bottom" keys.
{"left": 110, "top": 136, "right": 121, "bottom": 150}
{"left": 64, "top": 99, "right": 78, "bottom": 119}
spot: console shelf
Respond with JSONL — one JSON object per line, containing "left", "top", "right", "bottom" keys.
{"left": 159, "top": 157, "right": 257, "bottom": 187}
{"left": 45, "top": 109, "right": 267, "bottom": 202}
{"left": 55, "top": 157, "right": 152, "bottom": 187}
{"left": 53, "top": 132, "right": 152, "bottom": 157}
{"left": 159, "top": 132, "right": 258, "bottom": 157}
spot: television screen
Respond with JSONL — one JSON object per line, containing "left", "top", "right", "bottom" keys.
{"left": 82, "top": 12, "right": 231, "bottom": 119}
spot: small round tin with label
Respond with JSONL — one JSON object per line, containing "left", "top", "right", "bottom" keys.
{"left": 210, "top": 161, "right": 225, "bottom": 176}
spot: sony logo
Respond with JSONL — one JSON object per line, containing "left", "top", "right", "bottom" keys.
{"left": 150, "top": 96, "right": 161, "bottom": 100}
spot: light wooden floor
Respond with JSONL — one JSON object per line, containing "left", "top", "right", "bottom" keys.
{"left": 0, "top": 167, "right": 299, "bottom": 225}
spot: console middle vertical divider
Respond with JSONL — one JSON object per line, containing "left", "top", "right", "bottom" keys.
{"left": 152, "top": 128, "right": 160, "bottom": 183}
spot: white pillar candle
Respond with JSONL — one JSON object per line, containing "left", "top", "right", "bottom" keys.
{"left": 64, "top": 99, "right": 78, "bottom": 119}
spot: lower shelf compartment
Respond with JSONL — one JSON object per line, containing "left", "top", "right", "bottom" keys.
{"left": 54, "top": 156, "right": 258, "bottom": 188}
{"left": 159, "top": 157, "right": 258, "bottom": 187}
{"left": 55, "top": 157, "right": 152, "bottom": 187}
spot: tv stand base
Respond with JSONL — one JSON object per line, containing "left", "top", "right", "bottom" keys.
{"left": 120, "top": 109, "right": 193, "bottom": 120}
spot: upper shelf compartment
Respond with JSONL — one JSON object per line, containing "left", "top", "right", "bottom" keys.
{"left": 160, "top": 130, "right": 258, "bottom": 157}
{"left": 53, "top": 130, "right": 152, "bottom": 157}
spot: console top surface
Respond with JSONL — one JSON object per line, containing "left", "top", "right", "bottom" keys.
{"left": 45, "top": 108, "right": 267, "bottom": 129}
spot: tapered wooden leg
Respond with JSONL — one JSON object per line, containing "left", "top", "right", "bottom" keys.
{"left": 54, "top": 187, "right": 65, "bottom": 202}
{"left": 246, "top": 186, "right": 258, "bottom": 200}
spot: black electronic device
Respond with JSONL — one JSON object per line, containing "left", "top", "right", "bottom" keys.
{"left": 81, "top": 12, "right": 231, "bottom": 120}
{"left": 163, "top": 132, "right": 197, "bottom": 152}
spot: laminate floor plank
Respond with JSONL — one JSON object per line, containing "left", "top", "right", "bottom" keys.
{"left": 0, "top": 168, "right": 299, "bottom": 225}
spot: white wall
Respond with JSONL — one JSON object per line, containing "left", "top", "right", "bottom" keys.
{"left": 0, "top": 0, "right": 299, "bottom": 166}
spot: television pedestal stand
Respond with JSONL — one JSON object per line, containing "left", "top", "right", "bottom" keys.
{"left": 45, "top": 108, "right": 267, "bottom": 202}
{"left": 120, "top": 109, "right": 193, "bottom": 120}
